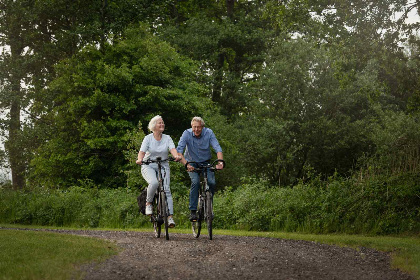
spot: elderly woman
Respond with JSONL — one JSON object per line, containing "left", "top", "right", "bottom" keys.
{"left": 136, "top": 115, "right": 181, "bottom": 227}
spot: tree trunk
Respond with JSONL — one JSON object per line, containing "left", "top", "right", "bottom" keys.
{"left": 7, "top": 92, "right": 26, "bottom": 189}
{"left": 5, "top": 10, "right": 27, "bottom": 189}
{"left": 100, "top": 0, "right": 108, "bottom": 52}
{"left": 212, "top": 52, "right": 225, "bottom": 103}
{"left": 226, "top": 0, "right": 235, "bottom": 19}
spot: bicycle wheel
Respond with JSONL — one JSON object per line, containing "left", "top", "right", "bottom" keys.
{"left": 153, "top": 193, "right": 161, "bottom": 238}
{"left": 161, "top": 191, "right": 169, "bottom": 240}
{"left": 192, "top": 197, "right": 203, "bottom": 238}
{"left": 206, "top": 191, "right": 213, "bottom": 240}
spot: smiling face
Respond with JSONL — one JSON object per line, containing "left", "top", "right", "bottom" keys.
{"left": 191, "top": 121, "right": 203, "bottom": 137}
{"left": 154, "top": 118, "right": 165, "bottom": 133}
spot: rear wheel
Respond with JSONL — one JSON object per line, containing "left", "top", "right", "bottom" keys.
{"left": 161, "top": 191, "right": 169, "bottom": 240}
{"left": 192, "top": 197, "right": 203, "bottom": 238}
{"left": 206, "top": 191, "right": 213, "bottom": 240}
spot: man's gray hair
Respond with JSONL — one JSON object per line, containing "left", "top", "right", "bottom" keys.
{"left": 191, "top": 116, "right": 205, "bottom": 126}
{"left": 148, "top": 115, "right": 163, "bottom": 132}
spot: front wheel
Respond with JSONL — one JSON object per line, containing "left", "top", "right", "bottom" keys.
{"left": 192, "top": 197, "right": 203, "bottom": 238}
{"left": 206, "top": 191, "right": 213, "bottom": 240}
{"left": 161, "top": 191, "right": 169, "bottom": 240}
{"left": 152, "top": 194, "right": 161, "bottom": 238}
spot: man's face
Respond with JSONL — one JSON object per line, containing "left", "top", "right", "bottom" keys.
{"left": 191, "top": 121, "right": 203, "bottom": 137}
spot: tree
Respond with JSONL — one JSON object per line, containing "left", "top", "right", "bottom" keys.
{"left": 237, "top": 36, "right": 390, "bottom": 186}
{"left": 29, "top": 26, "right": 211, "bottom": 188}
{"left": 158, "top": 0, "right": 299, "bottom": 118}
{"left": 0, "top": 0, "right": 34, "bottom": 189}
{"left": 0, "top": 0, "right": 165, "bottom": 188}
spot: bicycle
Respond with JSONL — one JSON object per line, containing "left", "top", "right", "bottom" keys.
{"left": 185, "top": 159, "right": 225, "bottom": 240}
{"left": 141, "top": 156, "right": 175, "bottom": 240}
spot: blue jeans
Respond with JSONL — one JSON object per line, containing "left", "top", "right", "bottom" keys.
{"left": 188, "top": 167, "right": 216, "bottom": 211}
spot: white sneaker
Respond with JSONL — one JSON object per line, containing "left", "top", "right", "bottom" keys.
{"left": 168, "top": 217, "right": 176, "bottom": 228}
{"left": 145, "top": 204, "right": 153, "bottom": 215}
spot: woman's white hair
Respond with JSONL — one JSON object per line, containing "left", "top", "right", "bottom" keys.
{"left": 148, "top": 115, "right": 163, "bottom": 132}
{"left": 191, "top": 116, "right": 205, "bottom": 126}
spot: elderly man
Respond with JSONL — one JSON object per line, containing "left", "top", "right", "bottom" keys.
{"left": 177, "top": 116, "right": 224, "bottom": 222}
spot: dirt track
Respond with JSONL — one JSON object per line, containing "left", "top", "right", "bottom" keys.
{"left": 2, "top": 227, "right": 415, "bottom": 280}
{"left": 38, "top": 229, "right": 414, "bottom": 280}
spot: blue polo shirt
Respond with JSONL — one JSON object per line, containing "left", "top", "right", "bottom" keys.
{"left": 176, "top": 127, "right": 222, "bottom": 163}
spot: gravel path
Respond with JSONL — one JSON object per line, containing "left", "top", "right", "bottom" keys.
{"left": 4, "top": 228, "right": 416, "bottom": 280}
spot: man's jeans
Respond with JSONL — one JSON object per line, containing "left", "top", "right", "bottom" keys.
{"left": 188, "top": 168, "right": 216, "bottom": 211}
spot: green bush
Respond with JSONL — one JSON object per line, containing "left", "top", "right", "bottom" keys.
{"left": 213, "top": 173, "right": 419, "bottom": 235}
{"left": 0, "top": 172, "right": 418, "bottom": 235}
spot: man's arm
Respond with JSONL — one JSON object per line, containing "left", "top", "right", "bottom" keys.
{"left": 216, "top": 151, "right": 224, "bottom": 169}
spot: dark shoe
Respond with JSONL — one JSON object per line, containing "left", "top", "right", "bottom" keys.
{"left": 189, "top": 210, "right": 197, "bottom": 222}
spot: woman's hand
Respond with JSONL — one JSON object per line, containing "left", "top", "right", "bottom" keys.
{"left": 136, "top": 159, "right": 142, "bottom": 165}
{"left": 187, "top": 164, "right": 195, "bottom": 172}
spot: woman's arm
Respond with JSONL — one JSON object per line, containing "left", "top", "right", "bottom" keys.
{"left": 136, "top": 151, "right": 146, "bottom": 165}
{"left": 170, "top": 148, "right": 182, "bottom": 161}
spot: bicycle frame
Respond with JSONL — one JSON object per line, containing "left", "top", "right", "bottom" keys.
{"left": 142, "top": 156, "right": 174, "bottom": 240}
{"left": 186, "top": 159, "right": 225, "bottom": 240}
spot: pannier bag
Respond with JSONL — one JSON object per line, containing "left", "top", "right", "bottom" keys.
{"left": 137, "top": 188, "right": 147, "bottom": 215}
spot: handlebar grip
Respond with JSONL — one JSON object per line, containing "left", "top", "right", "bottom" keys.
{"left": 213, "top": 159, "right": 226, "bottom": 169}
{"left": 185, "top": 161, "right": 197, "bottom": 170}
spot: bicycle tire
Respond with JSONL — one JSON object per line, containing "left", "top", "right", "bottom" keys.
{"left": 161, "top": 191, "right": 169, "bottom": 240}
{"left": 206, "top": 191, "right": 213, "bottom": 240}
{"left": 192, "top": 197, "right": 203, "bottom": 238}
{"left": 153, "top": 194, "right": 161, "bottom": 238}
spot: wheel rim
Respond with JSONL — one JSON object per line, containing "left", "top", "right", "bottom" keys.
{"left": 161, "top": 192, "right": 169, "bottom": 240}
{"left": 206, "top": 191, "right": 213, "bottom": 240}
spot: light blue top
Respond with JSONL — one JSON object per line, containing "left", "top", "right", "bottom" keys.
{"left": 140, "top": 133, "right": 175, "bottom": 163}
{"left": 176, "top": 127, "right": 222, "bottom": 163}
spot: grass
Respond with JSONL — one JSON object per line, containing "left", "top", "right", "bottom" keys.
{"left": 0, "top": 227, "right": 118, "bottom": 280}
{"left": 1, "top": 224, "right": 419, "bottom": 280}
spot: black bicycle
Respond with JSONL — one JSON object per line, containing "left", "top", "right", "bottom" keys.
{"left": 142, "top": 157, "right": 174, "bottom": 240}
{"left": 185, "top": 159, "right": 225, "bottom": 240}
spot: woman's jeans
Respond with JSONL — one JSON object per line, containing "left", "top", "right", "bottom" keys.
{"left": 188, "top": 168, "right": 216, "bottom": 211}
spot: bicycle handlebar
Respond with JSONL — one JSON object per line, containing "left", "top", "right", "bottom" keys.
{"left": 185, "top": 159, "right": 225, "bottom": 172}
{"left": 141, "top": 156, "right": 175, "bottom": 165}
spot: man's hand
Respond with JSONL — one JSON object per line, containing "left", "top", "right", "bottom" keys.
{"left": 136, "top": 159, "right": 142, "bottom": 165}
{"left": 216, "top": 162, "right": 224, "bottom": 170}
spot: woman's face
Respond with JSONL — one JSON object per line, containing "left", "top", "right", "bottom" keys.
{"left": 155, "top": 118, "right": 165, "bottom": 133}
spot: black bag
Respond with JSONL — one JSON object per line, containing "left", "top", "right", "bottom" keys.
{"left": 137, "top": 188, "right": 147, "bottom": 215}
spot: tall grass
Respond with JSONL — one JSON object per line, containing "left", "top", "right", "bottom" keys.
{"left": 215, "top": 174, "right": 419, "bottom": 234}
{"left": 0, "top": 172, "right": 418, "bottom": 235}
{"left": 0, "top": 187, "right": 144, "bottom": 229}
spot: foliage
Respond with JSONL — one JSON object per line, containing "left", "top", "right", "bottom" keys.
{"left": 0, "top": 0, "right": 419, "bottom": 240}
{"left": 214, "top": 173, "right": 420, "bottom": 235}
{"left": 235, "top": 37, "right": 382, "bottom": 186}
{"left": 1, "top": 170, "right": 418, "bottom": 235}
{"left": 360, "top": 110, "right": 420, "bottom": 176}
{"left": 28, "top": 25, "right": 211, "bottom": 188}
{"left": 0, "top": 186, "right": 139, "bottom": 228}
